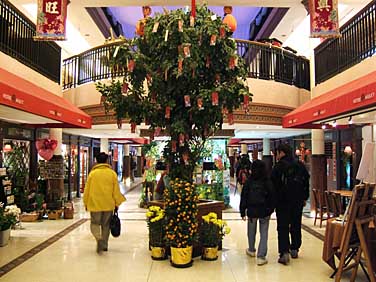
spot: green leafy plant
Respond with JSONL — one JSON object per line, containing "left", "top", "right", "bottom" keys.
{"left": 200, "top": 212, "right": 230, "bottom": 247}
{"left": 146, "top": 206, "right": 166, "bottom": 247}
{"left": 96, "top": 5, "right": 252, "bottom": 181}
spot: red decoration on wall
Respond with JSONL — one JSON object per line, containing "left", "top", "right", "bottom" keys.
{"left": 36, "top": 138, "right": 58, "bottom": 161}
{"left": 310, "top": 0, "right": 340, "bottom": 38}
{"left": 34, "top": 0, "right": 68, "bottom": 41}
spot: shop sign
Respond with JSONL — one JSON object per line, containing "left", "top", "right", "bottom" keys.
{"left": 34, "top": 0, "right": 68, "bottom": 41}
{"left": 310, "top": 0, "right": 340, "bottom": 38}
{"left": 352, "top": 92, "right": 375, "bottom": 104}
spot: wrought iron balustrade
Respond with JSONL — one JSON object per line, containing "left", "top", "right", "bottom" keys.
{"left": 62, "top": 39, "right": 310, "bottom": 91}
{"left": 0, "top": 0, "right": 61, "bottom": 83}
{"left": 315, "top": 0, "right": 376, "bottom": 85}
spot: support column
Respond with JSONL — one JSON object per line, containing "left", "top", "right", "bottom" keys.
{"left": 311, "top": 129, "right": 326, "bottom": 210}
{"left": 48, "top": 128, "right": 64, "bottom": 202}
{"left": 262, "top": 138, "right": 272, "bottom": 177}
{"left": 100, "top": 138, "right": 109, "bottom": 154}
{"left": 123, "top": 144, "right": 131, "bottom": 182}
{"left": 136, "top": 147, "right": 142, "bottom": 177}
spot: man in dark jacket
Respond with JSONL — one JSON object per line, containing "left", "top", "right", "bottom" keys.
{"left": 271, "top": 144, "right": 310, "bottom": 265}
{"left": 240, "top": 160, "right": 276, "bottom": 266}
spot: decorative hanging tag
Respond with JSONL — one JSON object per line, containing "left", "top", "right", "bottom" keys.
{"left": 179, "top": 133, "right": 185, "bottom": 146}
{"left": 152, "top": 22, "right": 159, "bottom": 33}
{"left": 206, "top": 56, "right": 211, "bottom": 68}
{"left": 219, "top": 27, "right": 225, "bottom": 38}
{"left": 122, "top": 82, "right": 128, "bottom": 94}
{"left": 164, "top": 29, "right": 169, "bottom": 41}
{"left": 197, "top": 97, "right": 204, "bottom": 110}
{"left": 211, "top": 14, "right": 217, "bottom": 21}
{"left": 229, "top": 57, "right": 236, "bottom": 70}
{"left": 183, "top": 44, "right": 191, "bottom": 58}
{"left": 154, "top": 127, "right": 161, "bottom": 136}
{"left": 210, "top": 34, "right": 217, "bottom": 46}
{"left": 190, "top": 16, "right": 195, "bottom": 27}
{"left": 178, "top": 19, "right": 183, "bottom": 32}
{"left": 128, "top": 59, "right": 135, "bottom": 72}
{"left": 184, "top": 95, "right": 191, "bottom": 107}
{"left": 211, "top": 92, "right": 219, "bottom": 106}
{"left": 130, "top": 122, "right": 136, "bottom": 133}
{"left": 227, "top": 113, "right": 234, "bottom": 125}
{"left": 117, "top": 118, "right": 122, "bottom": 129}
{"left": 178, "top": 59, "right": 183, "bottom": 75}
{"left": 171, "top": 140, "right": 177, "bottom": 152}
{"left": 165, "top": 106, "right": 171, "bottom": 119}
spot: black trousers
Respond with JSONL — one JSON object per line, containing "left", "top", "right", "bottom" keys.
{"left": 276, "top": 203, "right": 304, "bottom": 254}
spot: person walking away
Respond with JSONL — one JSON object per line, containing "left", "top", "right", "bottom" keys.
{"left": 271, "top": 144, "right": 310, "bottom": 265}
{"left": 84, "top": 152, "right": 126, "bottom": 254}
{"left": 240, "top": 160, "right": 276, "bottom": 266}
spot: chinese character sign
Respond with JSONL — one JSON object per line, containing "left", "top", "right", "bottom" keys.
{"left": 310, "top": 0, "right": 340, "bottom": 38}
{"left": 34, "top": 0, "right": 68, "bottom": 41}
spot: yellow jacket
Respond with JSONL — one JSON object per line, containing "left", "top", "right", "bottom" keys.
{"left": 83, "top": 163, "right": 126, "bottom": 212}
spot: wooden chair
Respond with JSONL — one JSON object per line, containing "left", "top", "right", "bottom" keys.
{"left": 335, "top": 183, "right": 376, "bottom": 282}
{"left": 333, "top": 192, "right": 344, "bottom": 216}
{"left": 313, "top": 188, "right": 328, "bottom": 228}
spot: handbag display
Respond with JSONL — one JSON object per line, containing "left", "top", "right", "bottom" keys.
{"left": 110, "top": 209, "right": 121, "bottom": 237}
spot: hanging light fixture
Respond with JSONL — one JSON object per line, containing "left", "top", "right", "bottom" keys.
{"left": 348, "top": 116, "right": 353, "bottom": 125}
{"left": 3, "top": 143, "right": 12, "bottom": 153}
{"left": 321, "top": 124, "right": 327, "bottom": 129}
{"left": 344, "top": 145, "right": 353, "bottom": 155}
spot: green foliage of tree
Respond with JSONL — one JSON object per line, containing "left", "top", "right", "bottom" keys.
{"left": 96, "top": 5, "right": 252, "bottom": 181}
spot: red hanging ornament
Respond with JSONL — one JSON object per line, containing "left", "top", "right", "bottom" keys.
{"left": 171, "top": 140, "right": 177, "bottom": 152}
{"left": 184, "top": 95, "right": 191, "bottom": 107}
{"left": 220, "top": 26, "right": 226, "bottom": 38}
{"left": 191, "top": 0, "right": 196, "bottom": 18}
{"left": 222, "top": 107, "right": 228, "bottom": 115}
{"left": 122, "top": 82, "right": 128, "bottom": 94}
{"left": 215, "top": 74, "right": 220, "bottom": 83}
{"left": 211, "top": 92, "right": 219, "bottom": 106}
{"left": 178, "top": 20, "right": 183, "bottom": 32}
{"left": 183, "top": 44, "right": 191, "bottom": 58}
{"left": 197, "top": 97, "right": 204, "bottom": 110}
{"left": 128, "top": 59, "right": 135, "bottom": 72}
{"left": 178, "top": 59, "right": 183, "bottom": 75}
{"left": 229, "top": 57, "right": 236, "bottom": 69}
{"left": 179, "top": 133, "right": 185, "bottom": 146}
{"left": 130, "top": 122, "right": 136, "bottom": 133}
{"left": 165, "top": 106, "right": 171, "bottom": 119}
{"left": 210, "top": 35, "right": 217, "bottom": 46}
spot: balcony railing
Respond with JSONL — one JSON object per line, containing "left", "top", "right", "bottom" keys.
{"left": 0, "top": 0, "right": 61, "bottom": 83}
{"left": 315, "top": 1, "right": 376, "bottom": 85}
{"left": 62, "top": 39, "right": 310, "bottom": 91}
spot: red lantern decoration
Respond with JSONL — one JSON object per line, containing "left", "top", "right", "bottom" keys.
{"left": 171, "top": 140, "right": 177, "bottom": 152}
{"left": 184, "top": 95, "right": 191, "bottom": 107}
{"left": 128, "top": 60, "right": 135, "bottom": 72}
{"left": 223, "top": 14, "right": 237, "bottom": 32}
{"left": 212, "top": 92, "right": 219, "bottom": 106}
{"left": 165, "top": 106, "right": 171, "bottom": 119}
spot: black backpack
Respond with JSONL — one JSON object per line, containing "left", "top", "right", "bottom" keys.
{"left": 248, "top": 179, "right": 268, "bottom": 205}
{"left": 280, "top": 160, "right": 309, "bottom": 202}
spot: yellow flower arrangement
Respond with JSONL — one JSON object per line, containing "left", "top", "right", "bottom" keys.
{"left": 164, "top": 178, "right": 199, "bottom": 248}
{"left": 146, "top": 206, "right": 166, "bottom": 247}
{"left": 200, "top": 212, "right": 230, "bottom": 247}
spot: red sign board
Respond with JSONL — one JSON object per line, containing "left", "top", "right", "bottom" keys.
{"left": 34, "top": 0, "right": 68, "bottom": 41}
{"left": 310, "top": 0, "right": 340, "bottom": 38}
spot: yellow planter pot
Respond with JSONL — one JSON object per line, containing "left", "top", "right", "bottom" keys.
{"left": 151, "top": 246, "right": 167, "bottom": 260}
{"left": 170, "top": 246, "right": 193, "bottom": 268}
{"left": 202, "top": 246, "right": 218, "bottom": 261}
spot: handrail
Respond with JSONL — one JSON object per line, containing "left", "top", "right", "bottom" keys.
{"left": 62, "top": 39, "right": 310, "bottom": 90}
{"left": 314, "top": 0, "right": 376, "bottom": 85}
{"left": 0, "top": 0, "right": 61, "bottom": 83}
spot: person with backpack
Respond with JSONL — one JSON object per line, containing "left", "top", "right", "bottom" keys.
{"left": 271, "top": 144, "right": 310, "bottom": 265}
{"left": 240, "top": 160, "right": 276, "bottom": 266}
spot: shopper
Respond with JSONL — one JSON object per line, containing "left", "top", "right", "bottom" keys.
{"left": 271, "top": 144, "right": 310, "bottom": 265}
{"left": 84, "top": 152, "right": 126, "bottom": 254}
{"left": 240, "top": 160, "right": 276, "bottom": 266}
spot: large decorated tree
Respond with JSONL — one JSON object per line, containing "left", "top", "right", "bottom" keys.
{"left": 97, "top": 5, "right": 251, "bottom": 181}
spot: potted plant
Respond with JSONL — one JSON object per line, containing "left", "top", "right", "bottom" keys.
{"left": 146, "top": 205, "right": 167, "bottom": 260}
{"left": 164, "top": 179, "right": 199, "bottom": 267}
{"left": 0, "top": 203, "right": 20, "bottom": 246}
{"left": 200, "top": 212, "right": 230, "bottom": 260}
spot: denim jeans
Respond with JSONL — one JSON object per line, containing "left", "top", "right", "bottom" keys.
{"left": 247, "top": 216, "right": 270, "bottom": 258}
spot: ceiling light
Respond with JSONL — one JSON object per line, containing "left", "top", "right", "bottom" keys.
{"left": 321, "top": 124, "right": 326, "bottom": 129}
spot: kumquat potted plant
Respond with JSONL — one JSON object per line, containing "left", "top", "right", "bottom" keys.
{"left": 200, "top": 212, "right": 230, "bottom": 260}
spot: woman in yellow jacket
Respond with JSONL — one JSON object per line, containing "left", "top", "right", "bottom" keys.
{"left": 84, "top": 152, "right": 126, "bottom": 253}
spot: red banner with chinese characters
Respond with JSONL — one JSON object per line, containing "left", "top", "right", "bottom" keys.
{"left": 310, "top": 0, "right": 340, "bottom": 38}
{"left": 34, "top": 0, "right": 68, "bottom": 41}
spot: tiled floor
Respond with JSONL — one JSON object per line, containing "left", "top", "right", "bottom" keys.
{"left": 0, "top": 179, "right": 370, "bottom": 282}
